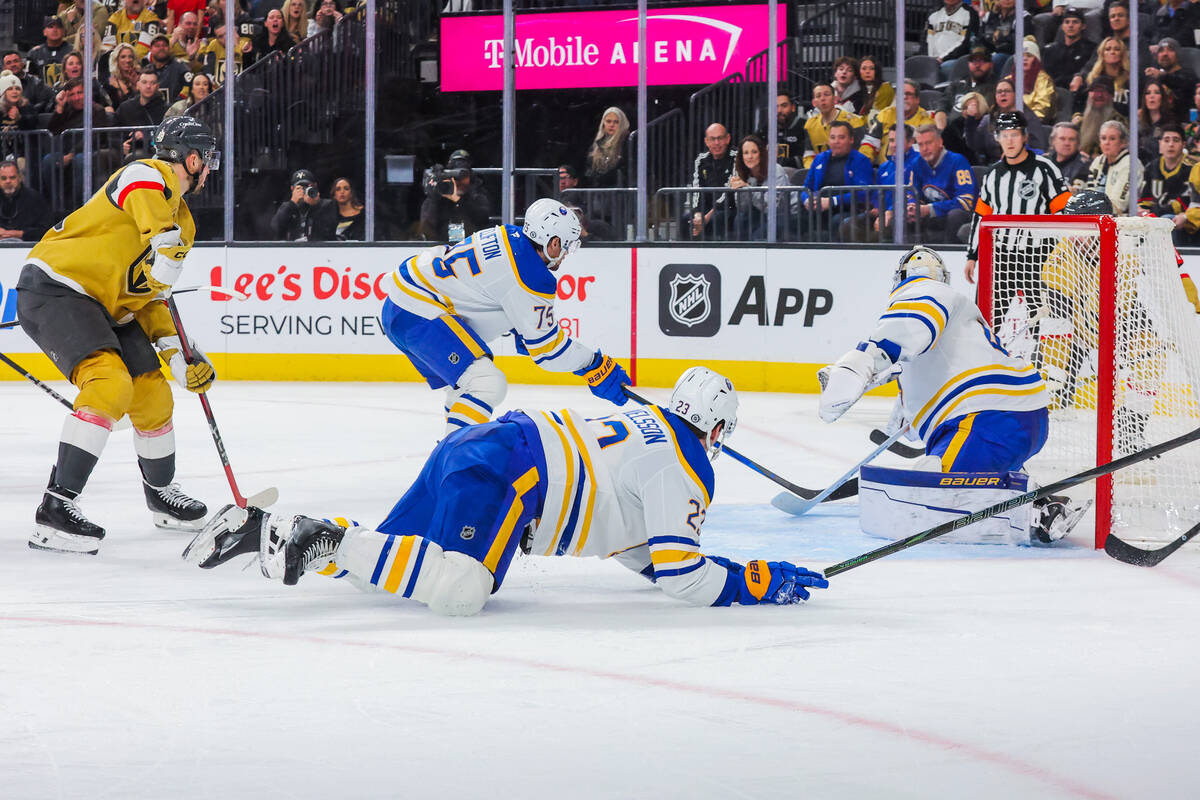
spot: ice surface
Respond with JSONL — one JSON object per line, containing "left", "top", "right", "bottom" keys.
{"left": 2, "top": 381, "right": 1198, "bottom": 799}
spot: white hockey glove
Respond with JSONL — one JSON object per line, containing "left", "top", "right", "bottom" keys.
{"left": 818, "top": 342, "right": 893, "bottom": 423}
{"left": 148, "top": 225, "right": 189, "bottom": 289}
{"left": 156, "top": 335, "right": 216, "bottom": 393}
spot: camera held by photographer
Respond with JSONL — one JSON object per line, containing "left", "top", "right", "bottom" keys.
{"left": 419, "top": 149, "right": 492, "bottom": 243}
{"left": 271, "top": 169, "right": 337, "bottom": 242}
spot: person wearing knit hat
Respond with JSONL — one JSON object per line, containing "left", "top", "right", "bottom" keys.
{"left": 0, "top": 70, "right": 21, "bottom": 98}
{"left": 0, "top": 70, "right": 35, "bottom": 132}
{"left": 1006, "top": 36, "right": 1058, "bottom": 122}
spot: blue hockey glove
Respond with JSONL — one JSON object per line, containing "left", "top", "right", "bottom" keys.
{"left": 574, "top": 351, "right": 629, "bottom": 406}
{"left": 739, "top": 560, "right": 828, "bottom": 605}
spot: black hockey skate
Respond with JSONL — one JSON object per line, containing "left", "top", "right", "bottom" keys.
{"left": 260, "top": 516, "right": 346, "bottom": 586}
{"left": 30, "top": 474, "right": 106, "bottom": 555}
{"left": 145, "top": 481, "right": 209, "bottom": 531}
{"left": 182, "top": 504, "right": 268, "bottom": 568}
{"left": 1032, "top": 495, "right": 1093, "bottom": 545}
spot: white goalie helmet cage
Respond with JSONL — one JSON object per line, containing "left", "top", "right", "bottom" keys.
{"left": 893, "top": 245, "right": 949, "bottom": 288}
{"left": 522, "top": 198, "right": 582, "bottom": 267}
{"left": 669, "top": 366, "right": 739, "bottom": 459}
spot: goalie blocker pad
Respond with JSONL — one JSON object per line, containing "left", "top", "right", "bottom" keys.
{"left": 859, "top": 466, "right": 1033, "bottom": 546}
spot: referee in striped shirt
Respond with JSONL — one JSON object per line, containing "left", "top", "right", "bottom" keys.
{"left": 965, "top": 110, "right": 1072, "bottom": 287}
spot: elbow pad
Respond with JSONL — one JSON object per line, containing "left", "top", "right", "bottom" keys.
{"left": 148, "top": 225, "right": 187, "bottom": 288}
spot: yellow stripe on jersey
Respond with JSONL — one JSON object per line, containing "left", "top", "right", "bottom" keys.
{"left": 888, "top": 300, "right": 947, "bottom": 332}
{"left": 448, "top": 401, "right": 489, "bottom": 424}
{"left": 441, "top": 314, "right": 486, "bottom": 359}
{"left": 391, "top": 271, "right": 448, "bottom": 312}
{"left": 649, "top": 549, "right": 702, "bottom": 565}
{"left": 484, "top": 466, "right": 541, "bottom": 572}
{"left": 889, "top": 276, "right": 932, "bottom": 299}
{"left": 912, "top": 363, "right": 1038, "bottom": 429}
{"left": 648, "top": 406, "right": 712, "bottom": 507}
{"left": 561, "top": 412, "right": 597, "bottom": 555}
{"left": 501, "top": 227, "right": 555, "bottom": 299}
{"left": 537, "top": 411, "right": 577, "bottom": 556}
{"left": 939, "top": 412, "right": 977, "bottom": 471}
{"left": 526, "top": 329, "right": 566, "bottom": 358}
{"left": 408, "top": 260, "right": 458, "bottom": 314}
{"left": 383, "top": 534, "right": 417, "bottom": 594}
{"left": 929, "top": 384, "right": 1046, "bottom": 434}
{"left": 316, "top": 562, "right": 341, "bottom": 576}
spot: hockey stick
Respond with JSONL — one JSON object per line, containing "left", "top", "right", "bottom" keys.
{"left": 1103, "top": 520, "right": 1200, "bottom": 567}
{"left": 823, "top": 424, "right": 1200, "bottom": 578}
{"left": 620, "top": 386, "right": 857, "bottom": 503}
{"left": 0, "top": 320, "right": 19, "bottom": 329}
{"left": 869, "top": 428, "right": 924, "bottom": 459}
{"left": 0, "top": 350, "right": 133, "bottom": 430}
{"left": 164, "top": 295, "right": 278, "bottom": 509}
{"left": 771, "top": 425, "right": 908, "bottom": 516}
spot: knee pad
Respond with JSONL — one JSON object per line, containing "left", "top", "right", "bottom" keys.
{"left": 420, "top": 550, "right": 494, "bottom": 617}
{"left": 128, "top": 370, "right": 174, "bottom": 432}
{"left": 445, "top": 357, "right": 507, "bottom": 427}
{"left": 71, "top": 350, "right": 133, "bottom": 420}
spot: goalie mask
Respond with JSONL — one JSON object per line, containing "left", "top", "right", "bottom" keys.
{"left": 893, "top": 245, "right": 949, "bottom": 288}
{"left": 669, "top": 366, "right": 738, "bottom": 460}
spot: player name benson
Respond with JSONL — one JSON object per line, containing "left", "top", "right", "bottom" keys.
{"left": 482, "top": 36, "right": 725, "bottom": 69}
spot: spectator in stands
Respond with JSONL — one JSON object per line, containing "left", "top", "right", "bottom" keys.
{"left": 1, "top": 52, "right": 54, "bottom": 114}
{"left": 803, "top": 84, "right": 864, "bottom": 167}
{"left": 558, "top": 163, "right": 579, "bottom": 195}
{"left": 1007, "top": 38, "right": 1058, "bottom": 123}
{"left": 200, "top": 0, "right": 255, "bottom": 83}
{"left": 165, "top": 71, "right": 211, "bottom": 117}
{"left": 310, "top": 0, "right": 345, "bottom": 36}
{"left": 728, "top": 133, "right": 796, "bottom": 241}
{"left": 146, "top": 34, "right": 189, "bottom": 100}
{"left": 841, "top": 126, "right": 920, "bottom": 243}
{"left": 775, "top": 93, "right": 806, "bottom": 169}
{"left": 856, "top": 56, "right": 893, "bottom": 118}
{"left": 0, "top": 160, "right": 51, "bottom": 242}
{"left": 937, "top": 45, "right": 998, "bottom": 131}
{"left": 331, "top": 177, "right": 365, "bottom": 241}
{"left": 418, "top": 150, "right": 491, "bottom": 242}
{"left": 1145, "top": 38, "right": 1197, "bottom": 120}
{"left": 684, "top": 122, "right": 736, "bottom": 240}
{"left": 569, "top": 205, "right": 617, "bottom": 244}
{"left": 166, "top": 0, "right": 207, "bottom": 34}
{"left": 116, "top": 68, "right": 167, "bottom": 162}
{"left": 1184, "top": 83, "right": 1200, "bottom": 152}
{"left": 1139, "top": 123, "right": 1192, "bottom": 222}
{"left": 969, "top": 78, "right": 1050, "bottom": 159}
{"left": 41, "top": 77, "right": 112, "bottom": 193}
{"left": 102, "top": 0, "right": 163, "bottom": 59}
{"left": 861, "top": 79, "right": 935, "bottom": 166}
{"left": 52, "top": 51, "right": 83, "bottom": 92}
{"left": 58, "top": 0, "right": 107, "bottom": 52}
{"left": 1076, "top": 74, "right": 1126, "bottom": 156}
{"left": 1086, "top": 119, "right": 1140, "bottom": 210}
{"left": 1137, "top": 78, "right": 1177, "bottom": 162}
{"left": 169, "top": 11, "right": 204, "bottom": 72}
{"left": 0, "top": 72, "right": 38, "bottom": 133}
{"left": 1079, "top": 37, "right": 1131, "bottom": 117}
{"left": 1074, "top": 3, "right": 1151, "bottom": 86}
{"left": 585, "top": 106, "right": 629, "bottom": 188}
{"left": 273, "top": 169, "right": 337, "bottom": 241}
{"left": 925, "top": 0, "right": 980, "bottom": 79}
{"left": 1043, "top": 8, "right": 1095, "bottom": 88}
{"left": 801, "top": 120, "right": 873, "bottom": 242}
{"left": 282, "top": 0, "right": 307, "bottom": 42}
{"left": 104, "top": 42, "right": 141, "bottom": 110}
{"left": 947, "top": 90, "right": 991, "bottom": 163}
{"left": 1151, "top": 0, "right": 1200, "bottom": 48}
{"left": 28, "top": 16, "right": 73, "bottom": 86}
{"left": 980, "top": 0, "right": 1030, "bottom": 71}
{"left": 908, "top": 123, "right": 977, "bottom": 244}
{"left": 831, "top": 57, "right": 864, "bottom": 113}
{"left": 248, "top": 9, "right": 296, "bottom": 66}
{"left": 1048, "top": 121, "right": 1092, "bottom": 189}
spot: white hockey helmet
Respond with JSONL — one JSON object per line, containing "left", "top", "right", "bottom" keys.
{"left": 669, "top": 366, "right": 739, "bottom": 460}
{"left": 522, "top": 198, "right": 582, "bottom": 268}
{"left": 893, "top": 245, "right": 949, "bottom": 288}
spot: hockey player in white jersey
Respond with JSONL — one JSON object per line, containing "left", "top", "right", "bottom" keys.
{"left": 184, "top": 367, "right": 828, "bottom": 615}
{"left": 818, "top": 246, "right": 1084, "bottom": 544}
{"left": 383, "top": 197, "right": 629, "bottom": 434}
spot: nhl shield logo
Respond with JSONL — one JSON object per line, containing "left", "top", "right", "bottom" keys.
{"left": 668, "top": 274, "right": 711, "bottom": 329}
{"left": 658, "top": 264, "right": 721, "bottom": 337}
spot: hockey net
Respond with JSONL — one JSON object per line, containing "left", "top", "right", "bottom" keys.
{"left": 978, "top": 215, "right": 1200, "bottom": 548}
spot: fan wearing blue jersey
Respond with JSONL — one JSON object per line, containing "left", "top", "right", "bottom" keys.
{"left": 184, "top": 368, "right": 829, "bottom": 615}
{"left": 382, "top": 198, "right": 630, "bottom": 435}
{"left": 818, "top": 246, "right": 1086, "bottom": 543}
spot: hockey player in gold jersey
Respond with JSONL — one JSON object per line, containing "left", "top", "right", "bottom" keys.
{"left": 17, "top": 115, "right": 221, "bottom": 555}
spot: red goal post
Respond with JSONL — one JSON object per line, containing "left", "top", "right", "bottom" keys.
{"left": 977, "top": 214, "right": 1200, "bottom": 548}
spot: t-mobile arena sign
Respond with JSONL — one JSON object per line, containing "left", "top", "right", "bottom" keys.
{"left": 440, "top": 4, "right": 786, "bottom": 91}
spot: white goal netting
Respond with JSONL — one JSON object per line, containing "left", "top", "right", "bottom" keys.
{"left": 982, "top": 216, "right": 1200, "bottom": 545}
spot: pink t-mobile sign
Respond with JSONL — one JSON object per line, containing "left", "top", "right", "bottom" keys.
{"left": 440, "top": 4, "right": 786, "bottom": 91}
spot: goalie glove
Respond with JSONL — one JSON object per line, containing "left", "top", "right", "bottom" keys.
{"left": 818, "top": 341, "right": 894, "bottom": 423}
{"left": 156, "top": 335, "right": 216, "bottom": 393}
{"left": 148, "top": 226, "right": 189, "bottom": 289}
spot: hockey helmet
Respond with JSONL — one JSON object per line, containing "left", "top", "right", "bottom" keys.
{"left": 522, "top": 198, "right": 581, "bottom": 268}
{"left": 1062, "top": 189, "right": 1114, "bottom": 216}
{"left": 893, "top": 245, "right": 949, "bottom": 288}
{"left": 669, "top": 366, "right": 739, "bottom": 460}
{"left": 154, "top": 116, "right": 219, "bottom": 171}
{"left": 994, "top": 110, "right": 1028, "bottom": 133}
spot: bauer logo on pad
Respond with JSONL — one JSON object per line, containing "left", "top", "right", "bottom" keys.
{"left": 659, "top": 264, "right": 720, "bottom": 337}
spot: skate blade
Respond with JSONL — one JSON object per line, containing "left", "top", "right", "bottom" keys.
{"left": 152, "top": 512, "right": 208, "bottom": 533}
{"left": 28, "top": 526, "right": 101, "bottom": 555}
{"left": 182, "top": 505, "right": 249, "bottom": 566}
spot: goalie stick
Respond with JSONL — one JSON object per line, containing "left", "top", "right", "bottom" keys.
{"left": 1103, "top": 521, "right": 1200, "bottom": 567}
{"left": 620, "top": 386, "right": 857, "bottom": 503}
{"left": 165, "top": 295, "right": 278, "bottom": 510}
{"left": 869, "top": 428, "right": 924, "bottom": 459}
{"left": 771, "top": 426, "right": 909, "bottom": 516}
{"left": 823, "top": 423, "right": 1200, "bottom": 578}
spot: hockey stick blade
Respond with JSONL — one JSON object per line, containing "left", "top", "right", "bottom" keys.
{"left": 245, "top": 487, "right": 279, "bottom": 508}
{"left": 869, "top": 428, "right": 924, "bottom": 459}
{"left": 1103, "top": 521, "right": 1200, "bottom": 568}
{"left": 771, "top": 479, "right": 859, "bottom": 514}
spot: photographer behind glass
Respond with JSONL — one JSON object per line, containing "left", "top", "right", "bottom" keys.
{"left": 271, "top": 168, "right": 336, "bottom": 242}
{"left": 418, "top": 149, "right": 491, "bottom": 243}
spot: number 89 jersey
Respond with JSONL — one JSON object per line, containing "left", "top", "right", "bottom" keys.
{"left": 387, "top": 224, "right": 595, "bottom": 373}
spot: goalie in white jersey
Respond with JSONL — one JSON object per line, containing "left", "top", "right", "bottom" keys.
{"left": 819, "top": 246, "right": 1084, "bottom": 543}
{"left": 184, "top": 367, "right": 828, "bottom": 615}
{"left": 383, "top": 197, "right": 629, "bottom": 434}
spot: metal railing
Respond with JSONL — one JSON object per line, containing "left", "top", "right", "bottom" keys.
{"left": 629, "top": 108, "right": 688, "bottom": 193}
{"left": 473, "top": 167, "right": 558, "bottom": 216}
{"left": 561, "top": 188, "right": 638, "bottom": 240}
